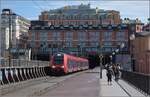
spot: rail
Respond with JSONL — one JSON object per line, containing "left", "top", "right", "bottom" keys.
{"left": 0, "top": 59, "right": 50, "bottom": 68}
{"left": 120, "top": 70, "right": 150, "bottom": 95}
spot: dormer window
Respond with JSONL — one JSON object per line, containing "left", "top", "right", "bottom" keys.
{"left": 51, "top": 25, "right": 54, "bottom": 29}
{"left": 118, "top": 25, "right": 122, "bottom": 30}
{"left": 89, "top": 25, "right": 92, "bottom": 29}
{"left": 98, "top": 25, "right": 102, "bottom": 29}
{"left": 41, "top": 26, "right": 45, "bottom": 30}
{"left": 79, "top": 25, "right": 83, "bottom": 29}
{"left": 70, "top": 26, "right": 73, "bottom": 29}
{"left": 108, "top": 25, "right": 112, "bottom": 29}
{"left": 64, "top": 25, "right": 69, "bottom": 28}
{"left": 60, "top": 25, "right": 64, "bottom": 29}
{"left": 83, "top": 24, "right": 88, "bottom": 28}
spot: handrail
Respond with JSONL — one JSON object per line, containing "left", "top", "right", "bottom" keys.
{"left": 0, "top": 59, "right": 49, "bottom": 68}
{"left": 120, "top": 70, "right": 150, "bottom": 95}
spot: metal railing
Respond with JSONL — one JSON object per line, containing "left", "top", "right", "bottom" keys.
{"left": 121, "top": 70, "right": 150, "bottom": 95}
{"left": 0, "top": 59, "right": 50, "bottom": 68}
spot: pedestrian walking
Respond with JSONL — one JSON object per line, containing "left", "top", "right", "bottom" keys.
{"left": 112, "top": 64, "right": 116, "bottom": 77}
{"left": 114, "top": 64, "right": 120, "bottom": 81}
{"left": 106, "top": 66, "right": 113, "bottom": 85}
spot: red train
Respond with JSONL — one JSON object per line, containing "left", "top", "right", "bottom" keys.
{"left": 50, "top": 53, "right": 89, "bottom": 74}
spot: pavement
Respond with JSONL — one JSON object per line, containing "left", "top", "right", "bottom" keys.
{"left": 99, "top": 69, "right": 147, "bottom": 97}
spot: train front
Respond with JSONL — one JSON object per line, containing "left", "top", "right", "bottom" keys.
{"left": 51, "top": 53, "right": 65, "bottom": 75}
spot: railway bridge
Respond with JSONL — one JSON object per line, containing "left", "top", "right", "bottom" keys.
{"left": 0, "top": 59, "right": 149, "bottom": 97}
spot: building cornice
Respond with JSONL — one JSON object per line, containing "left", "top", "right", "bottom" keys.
{"left": 29, "top": 24, "right": 128, "bottom": 31}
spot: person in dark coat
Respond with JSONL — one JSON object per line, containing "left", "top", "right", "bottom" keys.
{"left": 106, "top": 66, "right": 113, "bottom": 85}
{"left": 115, "top": 64, "right": 121, "bottom": 81}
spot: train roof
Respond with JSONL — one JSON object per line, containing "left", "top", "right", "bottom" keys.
{"left": 54, "top": 53, "right": 88, "bottom": 61}
{"left": 65, "top": 54, "right": 88, "bottom": 61}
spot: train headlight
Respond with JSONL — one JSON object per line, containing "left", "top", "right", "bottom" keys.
{"left": 61, "top": 66, "right": 64, "bottom": 68}
{"left": 52, "top": 65, "right": 56, "bottom": 68}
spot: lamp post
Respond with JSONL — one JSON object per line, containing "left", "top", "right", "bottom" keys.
{"left": 120, "top": 43, "right": 125, "bottom": 68}
{"left": 129, "top": 33, "right": 135, "bottom": 71}
{"left": 99, "top": 55, "right": 103, "bottom": 79}
{"left": 97, "top": 45, "right": 102, "bottom": 79}
{"left": 112, "top": 51, "right": 116, "bottom": 64}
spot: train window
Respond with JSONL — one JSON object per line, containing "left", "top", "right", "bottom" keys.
{"left": 53, "top": 56, "right": 64, "bottom": 65}
{"left": 68, "top": 59, "right": 73, "bottom": 68}
{"left": 68, "top": 60, "right": 71, "bottom": 67}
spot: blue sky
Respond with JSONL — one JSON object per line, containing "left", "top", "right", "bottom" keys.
{"left": 1, "top": 0, "right": 149, "bottom": 23}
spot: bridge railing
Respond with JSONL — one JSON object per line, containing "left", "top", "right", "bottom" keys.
{"left": 0, "top": 59, "right": 50, "bottom": 68}
{"left": 121, "top": 70, "right": 150, "bottom": 95}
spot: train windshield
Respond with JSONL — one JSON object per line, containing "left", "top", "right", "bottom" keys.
{"left": 53, "top": 55, "right": 64, "bottom": 65}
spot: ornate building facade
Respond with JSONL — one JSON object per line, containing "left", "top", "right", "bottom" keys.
{"left": 39, "top": 4, "right": 121, "bottom": 25}
{"left": 28, "top": 21, "right": 129, "bottom": 58}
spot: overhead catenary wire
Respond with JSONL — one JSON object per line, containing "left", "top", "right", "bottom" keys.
{"left": 43, "top": 0, "right": 53, "bottom": 8}
{"left": 31, "top": 0, "right": 45, "bottom": 11}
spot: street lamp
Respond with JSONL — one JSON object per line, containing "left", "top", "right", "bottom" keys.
{"left": 110, "top": 55, "right": 113, "bottom": 64}
{"left": 112, "top": 51, "right": 116, "bottom": 64}
{"left": 97, "top": 45, "right": 102, "bottom": 79}
{"left": 99, "top": 55, "right": 103, "bottom": 79}
{"left": 129, "top": 33, "right": 135, "bottom": 71}
{"left": 112, "top": 52, "right": 115, "bottom": 55}
{"left": 115, "top": 49, "right": 119, "bottom": 53}
{"left": 120, "top": 43, "right": 125, "bottom": 68}
{"left": 120, "top": 43, "right": 125, "bottom": 49}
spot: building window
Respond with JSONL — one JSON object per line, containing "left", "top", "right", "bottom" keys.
{"left": 116, "top": 31, "right": 125, "bottom": 41}
{"left": 31, "top": 41, "right": 35, "bottom": 48}
{"left": 77, "top": 32, "right": 87, "bottom": 47}
{"left": 31, "top": 32, "right": 35, "bottom": 41}
{"left": 78, "top": 32, "right": 87, "bottom": 41}
{"left": 52, "top": 32, "right": 60, "bottom": 41}
{"left": 40, "top": 41, "right": 47, "bottom": 48}
{"left": 104, "top": 41, "right": 112, "bottom": 46}
{"left": 90, "top": 42, "right": 99, "bottom": 47}
{"left": 65, "top": 42, "right": 72, "bottom": 47}
{"left": 89, "top": 32, "right": 100, "bottom": 41}
{"left": 40, "top": 32, "right": 47, "bottom": 41}
{"left": 89, "top": 32, "right": 100, "bottom": 47}
{"left": 78, "top": 42, "right": 86, "bottom": 47}
{"left": 65, "top": 32, "right": 73, "bottom": 41}
{"left": 65, "top": 32, "right": 73, "bottom": 47}
{"left": 104, "top": 32, "right": 112, "bottom": 41}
